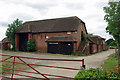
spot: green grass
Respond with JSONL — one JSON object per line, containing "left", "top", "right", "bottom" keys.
{"left": 0, "top": 49, "right": 25, "bottom": 54}
{"left": 108, "top": 53, "right": 115, "bottom": 57}
{"left": 0, "top": 57, "right": 38, "bottom": 75}
{"left": 35, "top": 52, "right": 79, "bottom": 57}
{"left": 102, "top": 53, "right": 118, "bottom": 73}
{"left": 0, "top": 49, "right": 79, "bottom": 57}
{"left": 0, "top": 57, "right": 27, "bottom": 74}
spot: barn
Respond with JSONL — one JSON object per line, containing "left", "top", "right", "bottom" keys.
{"left": 15, "top": 16, "right": 88, "bottom": 55}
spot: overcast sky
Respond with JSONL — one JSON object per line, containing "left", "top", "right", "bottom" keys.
{"left": 0, "top": 0, "right": 113, "bottom": 41}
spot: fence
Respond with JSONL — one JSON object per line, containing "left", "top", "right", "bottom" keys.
{"left": 0, "top": 54, "right": 85, "bottom": 80}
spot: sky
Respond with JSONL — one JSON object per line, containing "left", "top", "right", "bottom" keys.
{"left": 0, "top": 0, "right": 113, "bottom": 41}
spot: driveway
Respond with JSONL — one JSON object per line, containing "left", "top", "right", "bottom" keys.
{"left": 1, "top": 49, "right": 115, "bottom": 79}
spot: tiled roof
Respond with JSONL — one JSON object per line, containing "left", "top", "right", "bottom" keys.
{"left": 89, "top": 35, "right": 105, "bottom": 44}
{"left": 16, "top": 16, "right": 86, "bottom": 33}
{"left": 2, "top": 37, "right": 11, "bottom": 43}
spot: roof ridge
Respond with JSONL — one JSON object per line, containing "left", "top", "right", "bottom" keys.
{"left": 25, "top": 16, "right": 79, "bottom": 23}
{"left": 16, "top": 16, "right": 83, "bottom": 33}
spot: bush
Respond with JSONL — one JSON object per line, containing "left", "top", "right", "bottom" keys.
{"left": 72, "top": 52, "right": 76, "bottom": 55}
{"left": 74, "top": 68, "right": 119, "bottom": 80}
{"left": 27, "top": 38, "right": 36, "bottom": 52}
{"left": 103, "top": 49, "right": 108, "bottom": 51}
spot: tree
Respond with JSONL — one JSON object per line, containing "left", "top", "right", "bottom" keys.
{"left": 109, "top": 40, "right": 117, "bottom": 47}
{"left": 106, "top": 38, "right": 117, "bottom": 46}
{"left": 87, "top": 33, "right": 93, "bottom": 37}
{"left": 6, "top": 19, "right": 23, "bottom": 50}
{"left": 103, "top": 1, "right": 120, "bottom": 71}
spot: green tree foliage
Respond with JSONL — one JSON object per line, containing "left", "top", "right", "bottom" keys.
{"left": 87, "top": 33, "right": 93, "bottom": 37}
{"left": 103, "top": 1, "right": 120, "bottom": 70}
{"left": 109, "top": 40, "right": 117, "bottom": 47}
{"left": 106, "top": 38, "right": 117, "bottom": 46}
{"left": 27, "top": 38, "right": 36, "bottom": 52}
{"left": 104, "top": 2, "right": 120, "bottom": 43}
{"left": 6, "top": 19, "right": 23, "bottom": 50}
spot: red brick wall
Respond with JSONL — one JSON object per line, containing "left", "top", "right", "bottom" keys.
{"left": 76, "top": 22, "right": 87, "bottom": 50}
{"left": 103, "top": 44, "right": 108, "bottom": 50}
{"left": 32, "top": 32, "right": 78, "bottom": 52}
{"left": 90, "top": 44, "right": 97, "bottom": 53}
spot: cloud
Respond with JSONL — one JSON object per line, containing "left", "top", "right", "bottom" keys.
{"left": 95, "top": 1, "right": 108, "bottom": 9}
{"left": 0, "top": 21, "right": 9, "bottom": 27}
{"left": 2, "top": 0, "right": 57, "bottom": 11}
{"left": 83, "top": 14, "right": 100, "bottom": 20}
{"left": 0, "top": 26, "right": 7, "bottom": 41}
{"left": 65, "top": 2, "right": 85, "bottom": 10}
{"left": 10, "top": 13, "right": 36, "bottom": 21}
{"left": 26, "top": 3, "right": 56, "bottom": 10}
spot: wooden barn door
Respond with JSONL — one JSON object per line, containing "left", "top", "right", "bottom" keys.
{"left": 19, "top": 33, "right": 28, "bottom": 51}
{"left": 59, "top": 42, "right": 73, "bottom": 55}
{"left": 47, "top": 43, "right": 59, "bottom": 54}
{"left": 47, "top": 42, "right": 73, "bottom": 55}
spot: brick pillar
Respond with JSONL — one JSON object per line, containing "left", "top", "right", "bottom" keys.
{"left": 28, "top": 33, "right": 32, "bottom": 40}
{"left": 15, "top": 34, "right": 19, "bottom": 51}
{"left": 73, "top": 42, "right": 77, "bottom": 52}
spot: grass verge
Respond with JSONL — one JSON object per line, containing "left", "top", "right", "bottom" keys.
{"left": 102, "top": 53, "right": 118, "bottom": 73}
{"left": 0, "top": 49, "right": 79, "bottom": 57}
{"left": 0, "top": 56, "right": 39, "bottom": 75}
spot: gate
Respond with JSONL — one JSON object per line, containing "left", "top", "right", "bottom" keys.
{"left": 0, "top": 54, "right": 85, "bottom": 80}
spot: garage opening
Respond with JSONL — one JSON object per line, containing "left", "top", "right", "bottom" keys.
{"left": 19, "top": 33, "right": 28, "bottom": 51}
{"left": 46, "top": 36, "right": 77, "bottom": 55}
{"left": 48, "top": 42, "right": 73, "bottom": 55}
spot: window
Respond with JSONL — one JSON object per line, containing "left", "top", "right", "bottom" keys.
{"left": 67, "top": 32, "right": 71, "bottom": 34}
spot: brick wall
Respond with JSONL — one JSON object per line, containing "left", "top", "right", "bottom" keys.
{"left": 76, "top": 22, "right": 87, "bottom": 50}
{"left": 32, "top": 32, "right": 78, "bottom": 52}
{"left": 92, "top": 44, "right": 98, "bottom": 53}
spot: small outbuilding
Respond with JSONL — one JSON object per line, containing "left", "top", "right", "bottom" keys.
{"left": 88, "top": 35, "right": 108, "bottom": 54}
{"left": 2, "top": 37, "right": 11, "bottom": 50}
